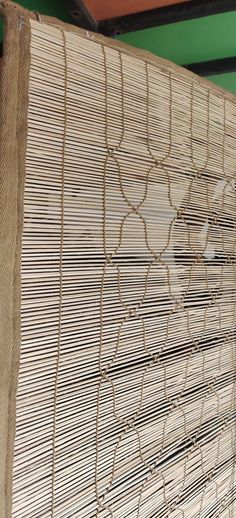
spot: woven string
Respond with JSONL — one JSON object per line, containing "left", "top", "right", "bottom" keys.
{"left": 94, "top": 43, "right": 236, "bottom": 517}
{"left": 34, "top": 10, "right": 42, "bottom": 23}
{"left": 12, "top": 18, "right": 235, "bottom": 516}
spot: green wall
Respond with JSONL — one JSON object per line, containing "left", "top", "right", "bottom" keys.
{"left": 118, "top": 12, "right": 236, "bottom": 96}
{"left": 0, "top": 0, "right": 72, "bottom": 40}
{"left": 2, "top": 1, "right": 236, "bottom": 96}
{"left": 11, "top": 0, "right": 72, "bottom": 21}
{"left": 118, "top": 13, "right": 236, "bottom": 64}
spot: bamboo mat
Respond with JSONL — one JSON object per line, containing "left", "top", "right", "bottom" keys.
{"left": 0, "top": 2, "right": 235, "bottom": 517}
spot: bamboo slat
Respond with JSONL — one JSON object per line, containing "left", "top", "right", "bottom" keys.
{"left": 0, "top": 5, "right": 235, "bottom": 517}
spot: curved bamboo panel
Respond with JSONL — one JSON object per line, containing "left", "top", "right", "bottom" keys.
{"left": 0, "top": 2, "right": 235, "bottom": 517}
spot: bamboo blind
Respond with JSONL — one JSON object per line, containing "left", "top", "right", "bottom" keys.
{"left": 0, "top": 2, "right": 235, "bottom": 517}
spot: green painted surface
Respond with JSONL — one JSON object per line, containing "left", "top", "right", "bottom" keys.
{"left": 11, "top": 0, "right": 72, "bottom": 21}
{"left": 0, "top": 0, "right": 72, "bottom": 39}
{"left": 206, "top": 72, "right": 236, "bottom": 95}
{"left": 0, "top": 1, "right": 235, "bottom": 96}
{"left": 118, "top": 13, "right": 236, "bottom": 96}
{"left": 117, "top": 13, "right": 236, "bottom": 66}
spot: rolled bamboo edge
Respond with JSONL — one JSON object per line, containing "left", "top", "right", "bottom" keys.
{"left": 0, "top": 2, "right": 31, "bottom": 516}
